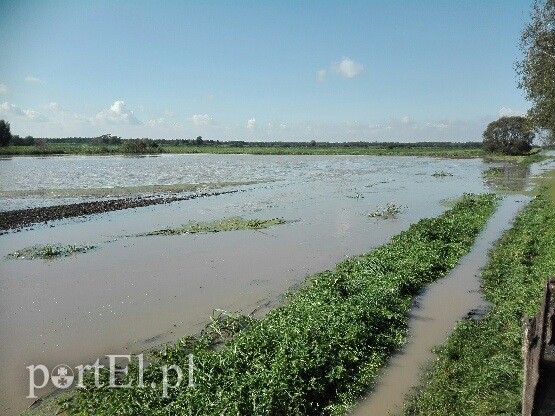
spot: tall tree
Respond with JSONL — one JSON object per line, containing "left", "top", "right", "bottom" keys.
{"left": 0, "top": 119, "right": 12, "bottom": 146}
{"left": 483, "top": 116, "right": 534, "bottom": 155}
{"left": 518, "top": 0, "right": 555, "bottom": 144}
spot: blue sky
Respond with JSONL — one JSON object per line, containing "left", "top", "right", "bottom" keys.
{"left": 0, "top": 0, "right": 533, "bottom": 141}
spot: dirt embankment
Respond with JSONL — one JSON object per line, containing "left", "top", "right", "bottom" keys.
{"left": 0, "top": 190, "right": 238, "bottom": 232}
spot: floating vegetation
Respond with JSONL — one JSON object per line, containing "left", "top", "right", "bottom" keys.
{"left": 431, "top": 171, "right": 454, "bottom": 178}
{"left": 139, "top": 217, "right": 287, "bottom": 236}
{"left": 482, "top": 166, "right": 505, "bottom": 178}
{"left": 60, "top": 194, "right": 498, "bottom": 416}
{"left": 7, "top": 244, "right": 96, "bottom": 260}
{"left": 368, "top": 203, "right": 405, "bottom": 219}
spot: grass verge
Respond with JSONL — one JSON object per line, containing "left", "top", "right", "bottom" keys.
{"left": 59, "top": 194, "right": 497, "bottom": 415}
{"left": 404, "top": 192, "right": 555, "bottom": 416}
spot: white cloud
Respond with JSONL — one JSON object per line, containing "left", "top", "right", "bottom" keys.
{"left": 333, "top": 57, "right": 364, "bottom": 79}
{"left": 247, "top": 118, "right": 256, "bottom": 129}
{"left": 96, "top": 101, "right": 141, "bottom": 125}
{"left": 317, "top": 69, "right": 327, "bottom": 82}
{"left": 498, "top": 107, "right": 524, "bottom": 117}
{"left": 46, "top": 102, "right": 67, "bottom": 112}
{"left": 189, "top": 114, "right": 213, "bottom": 126}
{"left": 25, "top": 76, "right": 45, "bottom": 84}
{"left": 0, "top": 84, "right": 8, "bottom": 95}
{"left": 147, "top": 117, "right": 165, "bottom": 127}
{"left": 0, "top": 102, "right": 25, "bottom": 117}
{"left": 0, "top": 102, "right": 48, "bottom": 122}
{"left": 24, "top": 109, "right": 49, "bottom": 122}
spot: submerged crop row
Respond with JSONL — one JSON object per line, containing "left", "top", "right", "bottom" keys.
{"left": 139, "top": 217, "right": 287, "bottom": 236}
{"left": 405, "top": 193, "right": 555, "bottom": 416}
{"left": 61, "top": 194, "right": 498, "bottom": 416}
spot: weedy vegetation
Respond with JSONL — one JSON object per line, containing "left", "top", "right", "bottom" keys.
{"left": 405, "top": 192, "right": 555, "bottom": 416}
{"left": 482, "top": 166, "right": 505, "bottom": 178}
{"left": 7, "top": 244, "right": 96, "bottom": 260}
{"left": 139, "top": 217, "right": 287, "bottom": 236}
{"left": 60, "top": 194, "right": 497, "bottom": 415}
{"left": 431, "top": 171, "right": 454, "bottom": 178}
{"left": 368, "top": 203, "right": 406, "bottom": 219}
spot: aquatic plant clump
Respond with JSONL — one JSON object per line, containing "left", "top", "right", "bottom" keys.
{"left": 7, "top": 244, "right": 96, "bottom": 260}
{"left": 368, "top": 203, "right": 405, "bottom": 219}
{"left": 140, "top": 217, "right": 287, "bottom": 236}
{"left": 61, "top": 194, "right": 497, "bottom": 416}
{"left": 431, "top": 171, "right": 454, "bottom": 177}
{"left": 405, "top": 193, "right": 555, "bottom": 416}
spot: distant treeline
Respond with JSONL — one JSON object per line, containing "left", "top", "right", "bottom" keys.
{"left": 10, "top": 134, "right": 483, "bottom": 149}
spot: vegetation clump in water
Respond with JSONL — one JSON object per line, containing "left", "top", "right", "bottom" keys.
{"left": 431, "top": 171, "right": 453, "bottom": 177}
{"left": 60, "top": 194, "right": 497, "bottom": 415}
{"left": 140, "top": 217, "right": 287, "bottom": 236}
{"left": 405, "top": 192, "right": 555, "bottom": 416}
{"left": 368, "top": 203, "right": 405, "bottom": 219}
{"left": 482, "top": 166, "right": 505, "bottom": 178}
{"left": 7, "top": 244, "right": 96, "bottom": 260}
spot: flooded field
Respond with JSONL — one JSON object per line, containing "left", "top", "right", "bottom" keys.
{"left": 0, "top": 154, "right": 551, "bottom": 414}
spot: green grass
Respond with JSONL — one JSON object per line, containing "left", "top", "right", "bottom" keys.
{"left": 405, "top": 192, "right": 555, "bottom": 416}
{"left": 0, "top": 144, "right": 485, "bottom": 158}
{"left": 7, "top": 244, "right": 96, "bottom": 260}
{"left": 60, "top": 194, "right": 497, "bottom": 416}
{"left": 139, "top": 217, "right": 287, "bottom": 236}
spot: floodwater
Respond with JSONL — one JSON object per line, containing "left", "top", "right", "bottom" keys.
{"left": 0, "top": 154, "right": 550, "bottom": 415}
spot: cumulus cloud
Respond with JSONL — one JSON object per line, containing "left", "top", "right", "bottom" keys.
{"left": 46, "top": 102, "right": 68, "bottom": 112}
{"left": 147, "top": 117, "right": 165, "bottom": 127}
{"left": 0, "top": 102, "right": 49, "bottom": 122}
{"left": 189, "top": 114, "right": 213, "bottom": 127}
{"left": 0, "top": 102, "right": 25, "bottom": 117}
{"left": 498, "top": 107, "right": 524, "bottom": 117}
{"left": 317, "top": 69, "right": 327, "bottom": 82}
{"left": 247, "top": 118, "right": 256, "bottom": 129}
{"left": 25, "top": 76, "right": 45, "bottom": 84}
{"left": 96, "top": 101, "right": 141, "bottom": 125}
{"left": 0, "top": 84, "right": 8, "bottom": 95}
{"left": 333, "top": 57, "right": 364, "bottom": 79}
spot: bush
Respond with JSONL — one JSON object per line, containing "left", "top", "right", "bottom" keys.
{"left": 482, "top": 116, "right": 534, "bottom": 155}
{"left": 121, "top": 138, "right": 159, "bottom": 153}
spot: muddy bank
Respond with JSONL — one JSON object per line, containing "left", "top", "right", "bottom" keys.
{"left": 0, "top": 189, "right": 239, "bottom": 232}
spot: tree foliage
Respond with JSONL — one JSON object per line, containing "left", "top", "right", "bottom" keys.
{"left": 518, "top": 0, "right": 555, "bottom": 143}
{"left": 482, "top": 116, "right": 535, "bottom": 155}
{"left": 0, "top": 119, "right": 12, "bottom": 147}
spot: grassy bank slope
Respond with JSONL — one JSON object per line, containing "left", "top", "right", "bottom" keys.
{"left": 61, "top": 194, "right": 497, "bottom": 416}
{"left": 405, "top": 193, "right": 555, "bottom": 416}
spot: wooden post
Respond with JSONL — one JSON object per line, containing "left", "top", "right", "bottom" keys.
{"left": 522, "top": 277, "right": 555, "bottom": 416}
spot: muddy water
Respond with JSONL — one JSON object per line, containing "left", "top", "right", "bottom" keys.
{"left": 350, "top": 194, "right": 529, "bottom": 416}
{"left": 0, "top": 154, "right": 534, "bottom": 414}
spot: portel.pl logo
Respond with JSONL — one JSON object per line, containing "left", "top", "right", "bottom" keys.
{"left": 27, "top": 354, "right": 194, "bottom": 399}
